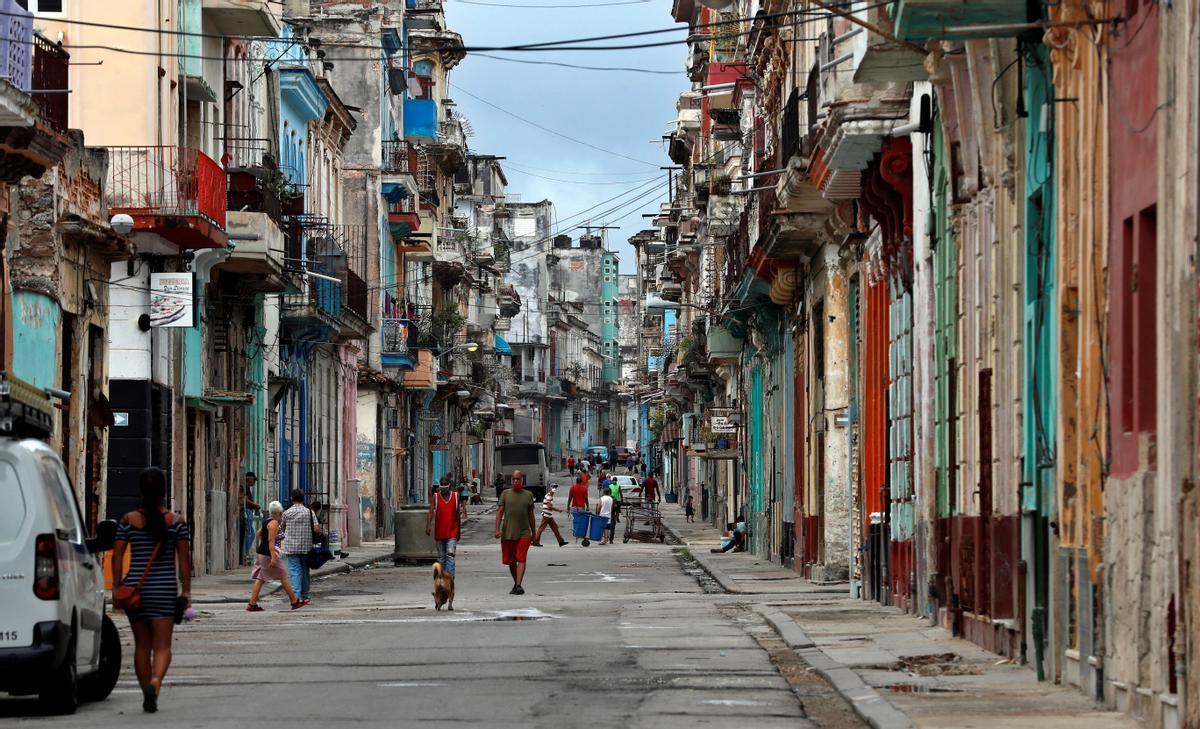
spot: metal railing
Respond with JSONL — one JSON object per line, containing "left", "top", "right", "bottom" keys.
{"left": 31, "top": 33, "right": 67, "bottom": 133}
{"left": 382, "top": 139, "right": 417, "bottom": 175}
{"left": 224, "top": 139, "right": 284, "bottom": 224}
{"left": 381, "top": 317, "right": 414, "bottom": 356}
{"left": 0, "top": 0, "right": 31, "bottom": 92}
{"left": 106, "top": 146, "right": 227, "bottom": 229}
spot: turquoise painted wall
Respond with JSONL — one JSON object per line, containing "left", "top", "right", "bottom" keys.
{"left": 600, "top": 252, "right": 619, "bottom": 383}
{"left": 11, "top": 290, "right": 59, "bottom": 390}
{"left": 1023, "top": 45, "right": 1056, "bottom": 518}
{"left": 932, "top": 121, "right": 958, "bottom": 518}
{"left": 749, "top": 362, "right": 765, "bottom": 551}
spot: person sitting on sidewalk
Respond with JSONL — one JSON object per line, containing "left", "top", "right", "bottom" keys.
{"left": 711, "top": 517, "right": 747, "bottom": 553}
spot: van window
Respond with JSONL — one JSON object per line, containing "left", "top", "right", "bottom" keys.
{"left": 499, "top": 445, "right": 542, "bottom": 466}
{"left": 38, "top": 457, "right": 83, "bottom": 544}
{"left": 0, "top": 461, "right": 26, "bottom": 545}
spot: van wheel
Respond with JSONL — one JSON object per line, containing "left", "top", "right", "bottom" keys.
{"left": 80, "top": 616, "right": 121, "bottom": 702}
{"left": 40, "top": 630, "right": 78, "bottom": 715}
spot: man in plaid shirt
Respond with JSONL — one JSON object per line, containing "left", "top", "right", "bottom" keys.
{"left": 280, "top": 489, "right": 318, "bottom": 605}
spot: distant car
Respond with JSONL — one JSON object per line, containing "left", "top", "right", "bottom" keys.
{"left": 613, "top": 447, "right": 633, "bottom": 466}
{"left": 585, "top": 446, "right": 609, "bottom": 468}
{"left": 0, "top": 437, "right": 121, "bottom": 713}
{"left": 610, "top": 475, "right": 642, "bottom": 501}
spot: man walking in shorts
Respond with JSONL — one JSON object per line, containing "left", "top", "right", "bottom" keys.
{"left": 495, "top": 470, "right": 536, "bottom": 595}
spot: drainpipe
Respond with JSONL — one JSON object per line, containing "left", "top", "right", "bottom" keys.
{"left": 840, "top": 405, "right": 857, "bottom": 597}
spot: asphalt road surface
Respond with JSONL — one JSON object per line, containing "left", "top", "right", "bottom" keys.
{"left": 2, "top": 508, "right": 866, "bottom": 729}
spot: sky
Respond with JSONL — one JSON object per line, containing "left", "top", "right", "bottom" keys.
{"left": 444, "top": 0, "right": 690, "bottom": 273}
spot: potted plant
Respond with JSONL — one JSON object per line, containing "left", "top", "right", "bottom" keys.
{"left": 431, "top": 304, "right": 467, "bottom": 347}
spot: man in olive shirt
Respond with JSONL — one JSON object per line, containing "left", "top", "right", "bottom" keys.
{"left": 495, "top": 470, "right": 537, "bottom": 595}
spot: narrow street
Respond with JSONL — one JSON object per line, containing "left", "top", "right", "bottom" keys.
{"left": 3, "top": 506, "right": 864, "bottom": 729}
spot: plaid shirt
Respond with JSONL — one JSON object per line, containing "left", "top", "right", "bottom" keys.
{"left": 280, "top": 504, "right": 315, "bottom": 555}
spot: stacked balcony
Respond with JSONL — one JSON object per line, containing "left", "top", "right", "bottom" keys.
{"left": 106, "top": 146, "right": 228, "bottom": 250}
{"left": 0, "top": 15, "right": 70, "bottom": 182}
{"left": 201, "top": 0, "right": 282, "bottom": 37}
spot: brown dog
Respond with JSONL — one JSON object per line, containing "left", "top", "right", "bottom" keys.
{"left": 432, "top": 561, "right": 455, "bottom": 611}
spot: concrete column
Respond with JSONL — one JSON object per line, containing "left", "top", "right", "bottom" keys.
{"left": 821, "top": 254, "right": 851, "bottom": 581}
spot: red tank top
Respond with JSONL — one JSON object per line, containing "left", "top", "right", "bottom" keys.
{"left": 433, "top": 492, "right": 460, "bottom": 540}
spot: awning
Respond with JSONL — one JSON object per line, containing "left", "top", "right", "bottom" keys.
{"left": 494, "top": 335, "right": 512, "bottom": 356}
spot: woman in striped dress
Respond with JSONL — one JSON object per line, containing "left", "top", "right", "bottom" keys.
{"left": 111, "top": 468, "right": 191, "bottom": 713}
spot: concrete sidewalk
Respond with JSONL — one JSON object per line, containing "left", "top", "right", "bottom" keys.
{"left": 189, "top": 539, "right": 399, "bottom": 605}
{"left": 191, "top": 500, "right": 498, "bottom": 605}
{"left": 660, "top": 504, "right": 1138, "bottom": 729}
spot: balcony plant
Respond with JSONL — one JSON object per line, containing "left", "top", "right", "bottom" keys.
{"left": 430, "top": 304, "right": 467, "bottom": 348}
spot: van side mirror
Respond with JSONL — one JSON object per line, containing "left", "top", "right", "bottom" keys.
{"left": 86, "top": 519, "right": 118, "bottom": 553}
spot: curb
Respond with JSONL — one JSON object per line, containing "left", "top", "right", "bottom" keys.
{"left": 192, "top": 503, "right": 499, "bottom": 604}
{"left": 661, "top": 518, "right": 746, "bottom": 594}
{"left": 755, "top": 605, "right": 915, "bottom": 729}
{"left": 664, "top": 515, "right": 915, "bottom": 729}
{"left": 190, "top": 550, "right": 398, "bottom": 605}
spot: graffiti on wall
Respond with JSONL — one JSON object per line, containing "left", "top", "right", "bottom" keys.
{"left": 356, "top": 437, "right": 376, "bottom": 534}
{"left": 12, "top": 290, "right": 60, "bottom": 390}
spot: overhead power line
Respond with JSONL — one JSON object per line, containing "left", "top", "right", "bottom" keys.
{"left": 449, "top": 82, "right": 660, "bottom": 168}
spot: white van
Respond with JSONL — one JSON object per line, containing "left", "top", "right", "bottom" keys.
{"left": 0, "top": 378, "right": 120, "bottom": 714}
{"left": 494, "top": 442, "right": 549, "bottom": 502}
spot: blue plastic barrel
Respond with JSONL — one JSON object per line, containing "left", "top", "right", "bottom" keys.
{"left": 588, "top": 515, "right": 609, "bottom": 540}
{"left": 572, "top": 509, "right": 591, "bottom": 539}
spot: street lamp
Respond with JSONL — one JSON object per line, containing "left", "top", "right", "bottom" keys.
{"left": 645, "top": 294, "right": 710, "bottom": 313}
{"left": 436, "top": 341, "right": 480, "bottom": 360}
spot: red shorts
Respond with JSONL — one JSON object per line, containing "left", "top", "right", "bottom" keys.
{"left": 501, "top": 537, "right": 532, "bottom": 565}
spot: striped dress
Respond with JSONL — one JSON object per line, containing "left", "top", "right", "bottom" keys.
{"left": 116, "top": 512, "right": 190, "bottom": 621}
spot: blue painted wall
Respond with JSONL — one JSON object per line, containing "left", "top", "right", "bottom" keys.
{"left": 404, "top": 98, "right": 437, "bottom": 140}
{"left": 11, "top": 290, "right": 59, "bottom": 390}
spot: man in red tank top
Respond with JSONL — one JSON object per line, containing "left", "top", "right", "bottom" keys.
{"left": 426, "top": 481, "right": 462, "bottom": 578}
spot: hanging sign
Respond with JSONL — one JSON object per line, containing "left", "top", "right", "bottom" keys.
{"left": 149, "top": 272, "right": 196, "bottom": 328}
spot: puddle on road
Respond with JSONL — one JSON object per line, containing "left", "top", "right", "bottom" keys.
{"left": 886, "top": 683, "right": 965, "bottom": 693}
{"left": 544, "top": 570, "right": 642, "bottom": 584}
{"left": 272, "top": 607, "right": 557, "bottom": 626}
{"left": 700, "top": 699, "right": 768, "bottom": 707}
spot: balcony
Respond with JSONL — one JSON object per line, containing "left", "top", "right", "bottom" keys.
{"left": 225, "top": 141, "right": 284, "bottom": 226}
{"left": 850, "top": 3, "right": 930, "bottom": 82}
{"left": 497, "top": 284, "right": 520, "bottom": 317}
{"left": 219, "top": 210, "right": 292, "bottom": 292}
{"left": 387, "top": 195, "right": 422, "bottom": 241}
{"left": 0, "top": 20, "right": 70, "bottom": 182}
{"left": 546, "top": 376, "right": 567, "bottom": 401}
{"left": 890, "top": 0, "right": 1031, "bottom": 42}
{"left": 404, "top": 98, "right": 438, "bottom": 140}
{"left": 382, "top": 139, "right": 418, "bottom": 195}
{"left": 493, "top": 315, "right": 511, "bottom": 332}
{"left": 402, "top": 350, "right": 436, "bottom": 390}
{"left": 31, "top": 34, "right": 68, "bottom": 134}
{"left": 281, "top": 231, "right": 343, "bottom": 337}
{"left": 106, "top": 146, "right": 228, "bottom": 250}
{"left": 428, "top": 117, "right": 466, "bottom": 171}
{"left": 202, "top": 0, "right": 282, "bottom": 38}
{"left": 381, "top": 317, "right": 417, "bottom": 369}
{"left": 341, "top": 229, "right": 370, "bottom": 339}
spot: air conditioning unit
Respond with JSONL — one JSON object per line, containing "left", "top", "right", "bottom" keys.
{"left": 385, "top": 407, "right": 401, "bottom": 429}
